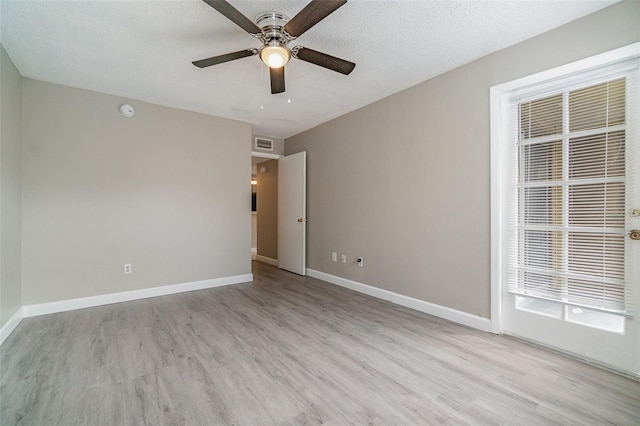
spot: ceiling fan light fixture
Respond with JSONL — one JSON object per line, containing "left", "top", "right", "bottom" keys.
{"left": 260, "top": 43, "right": 290, "bottom": 68}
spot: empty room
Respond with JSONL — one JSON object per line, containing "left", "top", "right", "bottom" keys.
{"left": 1, "top": 0, "right": 639, "bottom": 424}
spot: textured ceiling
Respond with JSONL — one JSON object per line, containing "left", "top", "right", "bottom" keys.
{"left": 1, "top": 0, "right": 616, "bottom": 139}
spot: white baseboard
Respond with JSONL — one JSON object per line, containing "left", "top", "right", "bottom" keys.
{"left": 256, "top": 255, "right": 278, "bottom": 267}
{"left": 307, "top": 269, "right": 492, "bottom": 333}
{"left": 22, "top": 273, "right": 253, "bottom": 318}
{"left": 0, "top": 307, "right": 24, "bottom": 345}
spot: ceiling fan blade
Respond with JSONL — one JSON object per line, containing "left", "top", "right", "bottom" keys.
{"left": 201, "top": 0, "right": 261, "bottom": 35}
{"left": 284, "top": 0, "right": 347, "bottom": 38}
{"left": 293, "top": 47, "right": 355, "bottom": 75}
{"left": 192, "top": 49, "right": 257, "bottom": 68}
{"left": 270, "top": 67, "right": 285, "bottom": 94}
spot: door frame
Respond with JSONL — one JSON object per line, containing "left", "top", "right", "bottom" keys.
{"left": 252, "top": 151, "right": 283, "bottom": 265}
{"left": 252, "top": 152, "right": 282, "bottom": 161}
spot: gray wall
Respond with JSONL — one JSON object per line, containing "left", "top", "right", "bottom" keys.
{"left": 21, "top": 79, "right": 252, "bottom": 305}
{"left": 0, "top": 44, "right": 23, "bottom": 328}
{"left": 257, "top": 159, "right": 278, "bottom": 260}
{"left": 285, "top": 1, "right": 640, "bottom": 319}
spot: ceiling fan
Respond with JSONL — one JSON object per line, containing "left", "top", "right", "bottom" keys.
{"left": 192, "top": 0, "right": 356, "bottom": 94}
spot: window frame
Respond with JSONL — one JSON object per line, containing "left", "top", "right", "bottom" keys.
{"left": 490, "top": 42, "right": 640, "bottom": 334}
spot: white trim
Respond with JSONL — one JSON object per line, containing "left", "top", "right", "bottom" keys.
{"left": 490, "top": 87, "right": 503, "bottom": 334}
{"left": 0, "top": 307, "right": 24, "bottom": 345}
{"left": 307, "top": 269, "right": 492, "bottom": 332}
{"left": 22, "top": 273, "right": 253, "bottom": 317}
{"left": 256, "top": 255, "right": 278, "bottom": 266}
{"left": 251, "top": 151, "right": 282, "bottom": 160}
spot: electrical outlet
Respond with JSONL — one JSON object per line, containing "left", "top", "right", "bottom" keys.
{"left": 124, "top": 264, "right": 132, "bottom": 274}
{"left": 332, "top": 252, "right": 337, "bottom": 262}
{"left": 341, "top": 254, "right": 347, "bottom": 264}
{"left": 357, "top": 257, "right": 364, "bottom": 267}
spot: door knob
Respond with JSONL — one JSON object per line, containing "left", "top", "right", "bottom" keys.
{"left": 297, "top": 218, "right": 307, "bottom": 223}
{"left": 630, "top": 230, "right": 640, "bottom": 240}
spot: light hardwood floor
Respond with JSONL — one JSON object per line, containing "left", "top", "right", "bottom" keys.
{"left": 1, "top": 261, "right": 639, "bottom": 425}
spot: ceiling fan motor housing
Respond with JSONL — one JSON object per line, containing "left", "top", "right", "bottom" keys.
{"left": 255, "top": 12, "right": 293, "bottom": 43}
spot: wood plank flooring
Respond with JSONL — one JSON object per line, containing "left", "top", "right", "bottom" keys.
{"left": 1, "top": 261, "right": 639, "bottom": 425}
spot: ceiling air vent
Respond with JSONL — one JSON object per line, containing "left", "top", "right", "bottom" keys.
{"left": 255, "top": 137, "right": 274, "bottom": 151}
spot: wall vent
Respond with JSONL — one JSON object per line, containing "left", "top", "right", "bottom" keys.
{"left": 254, "top": 137, "right": 274, "bottom": 151}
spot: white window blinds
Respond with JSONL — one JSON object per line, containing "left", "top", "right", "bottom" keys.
{"left": 507, "top": 68, "right": 637, "bottom": 316}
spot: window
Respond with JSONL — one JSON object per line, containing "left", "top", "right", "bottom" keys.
{"left": 492, "top": 50, "right": 640, "bottom": 330}
{"left": 510, "top": 77, "right": 631, "bottom": 315}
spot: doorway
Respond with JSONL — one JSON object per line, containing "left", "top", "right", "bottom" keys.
{"left": 251, "top": 150, "right": 307, "bottom": 275}
{"left": 490, "top": 44, "right": 640, "bottom": 376}
{"left": 252, "top": 152, "right": 281, "bottom": 266}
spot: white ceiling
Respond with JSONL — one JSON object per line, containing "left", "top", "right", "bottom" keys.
{"left": 1, "top": 0, "right": 616, "bottom": 139}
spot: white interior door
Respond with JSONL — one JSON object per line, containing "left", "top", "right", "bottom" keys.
{"left": 278, "top": 151, "right": 306, "bottom": 275}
